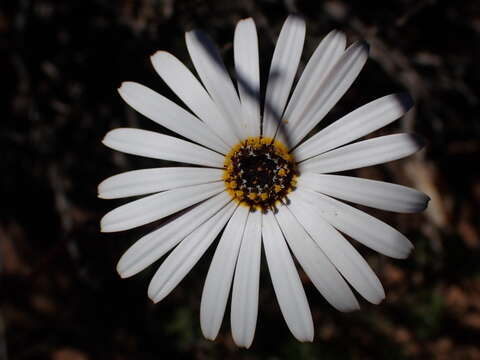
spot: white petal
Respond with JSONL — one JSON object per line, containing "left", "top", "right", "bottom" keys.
{"left": 231, "top": 209, "right": 262, "bottom": 348}
{"left": 102, "top": 128, "right": 224, "bottom": 168}
{"left": 295, "top": 188, "right": 414, "bottom": 259}
{"left": 116, "top": 192, "right": 231, "bottom": 278}
{"left": 117, "top": 82, "right": 229, "bottom": 154}
{"left": 288, "top": 41, "right": 369, "bottom": 147}
{"left": 288, "top": 190, "right": 385, "bottom": 304}
{"left": 100, "top": 182, "right": 224, "bottom": 232}
{"left": 185, "top": 31, "right": 245, "bottom": 139}
{"left": 200, "top": 206, "right": 249, "bottom": 340}
{"left": 298, "top": 173, "right": 430, "bottom": 213}
{"left": 294, "top": 93, "right": 414, "bottom": 161}
{"left": 275, "top": 204, "right": 359, "bottom": 312}
{"left": 282, "top": 30, "right": 346, "bottom": 139}
{"left": 262, "top": 211, "right": 314, "bottom": 342}
{"left": 262, "top": 15, "right": 306, "bottom": 139}
{"left": 234, "top": 18, "right": 261, "bottom": 137}
{"left": 98, "top": 167, "right": 223, "bottom": 199}
{"left": 148, "top": 201, "right": 237, "bottom": 303}
{"left": 299, "top": 133, "right": 425, "bottom": 174}
{"left": 150, "top": 51, "right": 240, "bottom": 147}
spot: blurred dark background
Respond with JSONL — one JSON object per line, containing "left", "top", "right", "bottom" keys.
{"left": 1, "top": 0, "right": 480, "bottom": 359}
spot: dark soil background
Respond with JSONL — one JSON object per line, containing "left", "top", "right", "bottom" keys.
{"left": 1, "top": 0, "right": 480, "bottom": 359}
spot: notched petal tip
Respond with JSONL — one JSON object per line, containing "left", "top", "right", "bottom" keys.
{"left": 117, "top": 81, "right": 127, "bottom": 91}
{"left": 101, "top": 128, "right": 120, "bottom": 144}
{"left": 200, "top": 325, "right": 218, "bottom": 342}
{"left": 296, "top": 333, "right": 314, "bottom": 343}
{"left": 148, "top": 283, "right": 166, "bottom": 304}
{"left": 417, "top": 194, "right": 431, "bottom": 212}
{"left": 97, "top": 178, "right": 109, "bottom": 199}
{"left": 238, "top": 17, "right": 254, "bottom": 24}
{"left": 343, "top": 302, "right": 361, "bottom": 313}
{"left": 117, "top": 81, "right": 139, "bottom": 95}
{"left": 350, "top": 40, "right": 370, "bottom": 55}
{"left": 286, "top": 13, "right": 305, "bottom": 23}
{"left": 394, "top": 92, "right": 415, "bottom": 112}
{"left": 116, "top": 257, "right": 135, "bottom": 279}
{"left": 147, "top": 291, "right": 160, "bottom": 303}
{"left": 396, "top": 248, "right": 413, "bottom": 260}
{"left": 101, "top": 128, "right": 130, "bottom": 148}
{"left": 203, "top": 334, "right": 217, "bottom": 341}
{"left": 328, "top": 28, "right": 346, "bottom": 39}
{"left": 409, "top": 133, "right": 427, "bottom": 151}
{"left": 232, "top": 338, "right": 253, "bottom": 349}
{"left": 99, "top": 218, "right": 112, "bottom": 233}
{"left": 150, "top": 49, "right": 164, "bottom": 57}
{"left": 361, "top": 40, "right": 370, "bottom": 52}
{"left": 150, "top": 50, "right": 170, "bottom": 63}
{"left": 116, "top": 269, "right": 130, "bottom": 279}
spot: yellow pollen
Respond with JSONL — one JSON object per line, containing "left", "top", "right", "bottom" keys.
{"left": 223, "top": 136, "right": 297, "bottom": 211}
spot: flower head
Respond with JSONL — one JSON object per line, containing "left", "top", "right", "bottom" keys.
{"left": 99, "top": 16, "right": 429, "bottom": 347}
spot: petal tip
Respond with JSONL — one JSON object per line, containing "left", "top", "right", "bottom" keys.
{"left": 395, "top": 92, "right": 415, "bottom": 111}
{"left": 202, "top": 331, "right": 217, "bottom": 341}
{"left": 286, "top": 14, "right": 305, "bottom": 24}
{"left": 361, "top": 40, "right": 370, "bottom": 53}
{"left": 150, "top": 50, "right": 168, "bottom": 60}
{"left": 116, "top": 269, "right": 130, "bottom": 279}
{"left": 400, "top": 242, "right": 415, "bottom": 259}
{"left": 410, "top": 133, "right": 426, "bottom": 150}
{"left": 238, "top": 17, "right": 254, "bottom": 24}
{"left": 234, "top": 342, "right": 252, "bottom": 349}
{"left": 148, "top": 292, "right": 160, "bottom": 303}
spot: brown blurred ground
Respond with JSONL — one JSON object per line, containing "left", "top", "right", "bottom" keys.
{"left": 1, "top": 0, "right": 480, "bottom": 359}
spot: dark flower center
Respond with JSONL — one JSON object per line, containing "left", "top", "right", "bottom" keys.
{"left": 223, "top": 137, "right": 296, "bottom": 211}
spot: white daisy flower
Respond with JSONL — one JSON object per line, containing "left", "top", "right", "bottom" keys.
{"left": 99, "top": 16, "right": 429, "bottom": 347}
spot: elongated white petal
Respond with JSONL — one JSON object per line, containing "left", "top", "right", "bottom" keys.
{"left": 234, "top": 18, "right": 261, "bottom": 137}
{"left": 294, "top": 93, "right": 414, "bottom": 161}
{"left": 101, "top": 182, "right": 223, "bottom": 232}
{"left": 295, "top": 188, "right": 414, "bottom": 259}
{"left": 148, "top": 202, "right": 236, "bottom": 303}
{"left": 288, "top": 190, "right": 385, "bottom": 304}
{"left": 282, "top": 30, "right": 346, "bottom": 139}
{"left": 185, "top": 31, "right": 245, "bottom": 139}
{"left": 299, "top": 133, "right": 425, "bottom": 174}
{"left": 275, "top": 204, "right": 359, "bottom": 312}
{"left": 262, "top": 211, "right": 314, "bottom": 342}
{"left": 116, "top": 192, "right": 231, "bottom": 278}
{"left": 298, "top": 173, "right": 430, "bottom": 213}
{"left": 201, "top": 206, "right": 249, "bottom": 340}
{"left": 288, "top": 41, "right": 369, "bottom": 147}
{"left": 102, "top": 128, "right": 224, "bottom": 168}
{"left": 151, "top": 51, "right": 239, "bottom": 146}
{"left": 98, "top": 167, "right": 223, "bottom": 199}
{"left": 118, "top": 82, "right": 229, "bottom": 154}
{"left": 263, "top": 16, "right": 305, "bottom": 139}
{"left": 231, "top": 210, "right": 262, "bottom": 348}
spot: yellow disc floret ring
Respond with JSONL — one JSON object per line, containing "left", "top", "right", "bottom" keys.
{"left": 223, "top": 136, "right": 297, "bottom": 211}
